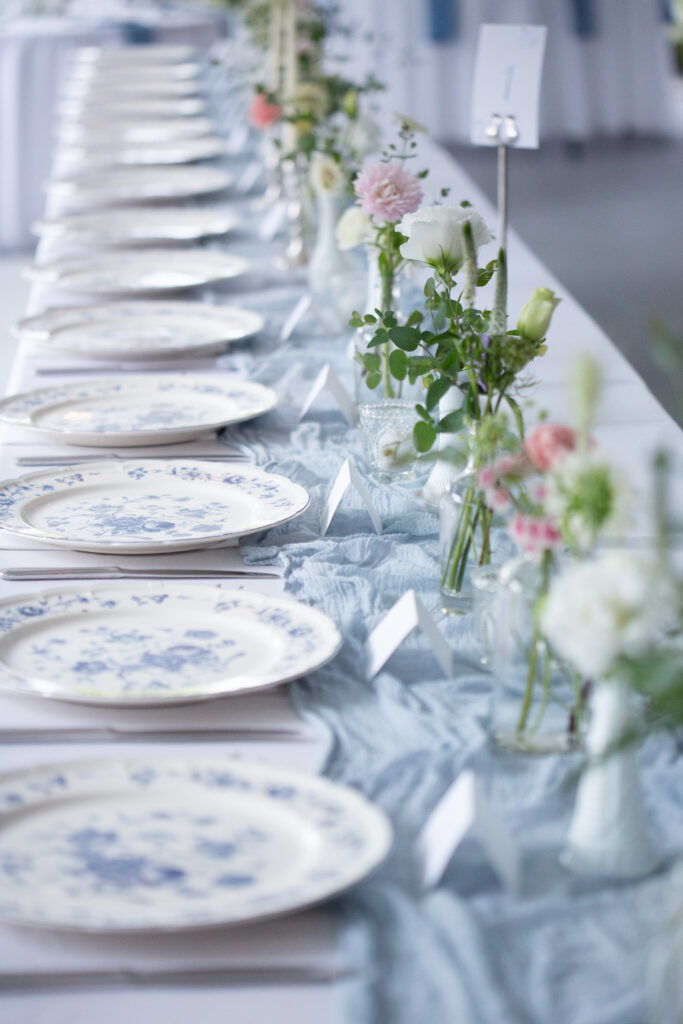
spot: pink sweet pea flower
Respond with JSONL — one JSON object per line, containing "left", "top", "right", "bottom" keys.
{"left": 354, "top": 162, "right": 423, "bottom": 223}
{"left": 509, "top": 513, "right": 561, "bottom": 557}
{"left": 249, "top": 92, "right": 281, "bottom": 130}
{"left": 524, "top": 424, "right": 577, "bottom": 473}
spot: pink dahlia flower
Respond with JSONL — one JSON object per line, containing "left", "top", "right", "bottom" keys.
{"left": 524, "top": 424, "right": 577, "bottom": 473}
{"left": 354, "top": 163, "right": 423, "bottom": 223}
{"left": 249, "top": 92, "right": 281, "bottom": 131}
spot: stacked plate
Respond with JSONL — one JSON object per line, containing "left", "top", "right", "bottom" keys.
{"left": 32, "top": 207, "right": 238, "bottom": 246}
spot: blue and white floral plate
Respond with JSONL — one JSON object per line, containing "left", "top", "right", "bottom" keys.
{"left": 0, "top": 461, "right": 309, "bottom": 554}
{"left": 57, "top": 117, "right": 217, "bottom": 147}
{"left": 0, "top": 375, "right": 277, "bottom": 446}
{"left": 44, "top": 166, "right": 233, "bottom": 209}
{"left": 0, "top": 756, "right": 391, "bottom": 931}
{"left": 0, "top": 584, "right": 342, "bottom": 705}
{"left": 59, "top": 97, "right": 206, "bottom": 122}
{"left": 26, "top": 248, "right": 245, "bottom": 297}
{"left": 14, "top": 300, "right": 263, "bottom": 359}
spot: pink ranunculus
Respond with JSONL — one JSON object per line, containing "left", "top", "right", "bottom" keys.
{"left": 478, "top": 467, "right": 495, "bottom": 490}
{"left": 524, "top": 423, "right": 577, "bottom": 473}
{"left": 249, "top": 92, "right": 281, "bottom": 131}
{"left": 489, "top": 487, "right": 512, "bottom": 512}
{"left": 354, "top": 162, "right": 423, "bottom": 223}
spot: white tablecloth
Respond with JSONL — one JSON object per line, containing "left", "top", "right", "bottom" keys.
{"left": 335, "top": 0, "right": 676, "bottom": 142}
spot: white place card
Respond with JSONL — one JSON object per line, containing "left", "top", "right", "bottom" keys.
{"left": 471, "top": 24, "right": 547, "bottom": 149}
{"left": 258, "top": 198, "right": 288, "bottom": 241}
{"left": 280, "top": 294, "right": 312, "bottom": 342}
{"left": 321, "top": 458, "right": 382, "bottom": 537}
{"left": 366, "top": 589, "right": 453, "bottom": 681}
{"left": 299, "top": 364, "right": 356, "bottom": 426}
{"left": 416, "top": 770, "right": 521, "bottom": 892}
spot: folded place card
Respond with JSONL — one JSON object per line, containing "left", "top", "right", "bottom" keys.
{"left": 259, "top": 198, "right": 288, "bottom": 241}
{"left": 299, "top": 364, "right": 356, "bottom": 426}
{"left": 321, "top": 458, "right": 382, "bottom": 537}
{"left": 471, "top": 24, "right": 548, "bottom": 149}
{"left": 416, "top": 770, "right": 521, "bottom": 893}
{"left": 366, "top": 589, "right": 453, "bottom": 681}
{"left": 280, "top": 293, "right": 312, "bottom": 342}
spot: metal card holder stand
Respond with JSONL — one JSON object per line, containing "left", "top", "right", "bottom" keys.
{"left": 485, "top": 114, "right": 519, "bottom": 251}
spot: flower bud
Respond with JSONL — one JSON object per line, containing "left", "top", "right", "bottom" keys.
{"left": 517, "top": 287, "right": 561, "bottom": 341}
{"left": 342, "top": 88, "right": 359, "bottom": 119}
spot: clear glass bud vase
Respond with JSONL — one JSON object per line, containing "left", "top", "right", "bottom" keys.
{"left": 355, "top": 250, "right": 422, "bottom": 478}
{"left": 489, "top": 556, "right": 589, "bottom": 754}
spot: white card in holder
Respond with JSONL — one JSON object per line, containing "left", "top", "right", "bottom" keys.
{"left": 416, "top": 770, "right": 521, "bottom": 892}
{"left": 471, "top": 24, "right": 547, "bottom": 149}
{"left": 366, "top": 589, "right": 453, "bottom": 681}
{"left": 321, "top": 459, "right": 382, "bottom": 537}
{"left": 299, "top": 364, "right": 356, "bottom": 426}
{"left": 259, "top": 199, "right": 288, "bottom": 241}
{"left": 280, "top": 294, "right": 312, "bottom": 342}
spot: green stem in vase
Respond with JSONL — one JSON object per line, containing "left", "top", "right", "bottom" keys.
{"left": 516, "top": 628, "right": 540, "bottom": 735}
{"left": 380, "top": 265, "right": 396, "bottom": 399}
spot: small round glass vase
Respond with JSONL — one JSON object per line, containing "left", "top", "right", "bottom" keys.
{"left": 439, "top": 469, "right": 503, "bottom": 614}
{"left": 488, "top": 557, "right": 588, "bottom": 754}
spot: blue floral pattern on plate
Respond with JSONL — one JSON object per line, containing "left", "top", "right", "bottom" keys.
{"left": 0, "top": 757, "right": 392, "bottom": 931}
{"left": 0, "top": 461, "right": 309, "bottom": 554}
{"left": 0, "top": 375, "right": 276, "bottom": 445}
{"left": 0, "top": 583, "right": 341, "bottom": 704}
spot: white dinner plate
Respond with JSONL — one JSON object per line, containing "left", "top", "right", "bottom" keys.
{"left": 44, "top": 166, "right": 232, "bottom": 206}
{"left": 57, "top": 117, "right": 217, "bottom": 146}
{"left": 26, "top": 249, "right": 248, "bottom": 297}
{"left": 0, "top": 375, "right": 277, "bottom": 447}
{"left": 14, "top": 301, "right": 264, "bottom": 360}
{"left": 71, "top": 61, "right": 202, "bottom": 82}
{"left": 75, "top": 44, "right": 198, "bottom": 65}
{"left": 0, "top": 756, "right": 391, "bottom": 931}
{"left": 59, "top": 97, "right": 206, "bottom": 121}
{"left": 0, "top": 461, "right": 310, "bottom": 554}
{"left": 63, "top": 78, "right": 200, "bottom": 100}
{"left": 0, "top": 584, "right": 342, "bottom": 705}
{"left": 32, "top": 207, "right": 237, "bottom": 245}
{"left": 55, "top": 136, "right": 227, "bottom": 170}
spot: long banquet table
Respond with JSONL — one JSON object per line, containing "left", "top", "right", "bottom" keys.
{"left": 1, "top": 45, "right": 682, "bottom": 1024}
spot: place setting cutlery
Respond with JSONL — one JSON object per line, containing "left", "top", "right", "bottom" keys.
{"left": 0, "top": 565, "right": 279, "bottom": 581}
{"left": 13, "top": 453, "right": 250, "bottom": 467}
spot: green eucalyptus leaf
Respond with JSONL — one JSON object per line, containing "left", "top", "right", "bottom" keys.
{"left": 413, "top": 420, "right": 437, "bottom": 452}
{"left": 362, "top": 352, "right": 381, "bottom": 373}
{"left": 406, "top": 309, "right": 424, "bottom": 327}
{"left": 505, "top": 393, "right": 525, "bottom": 439}
{"left": 365, "top": 371, "right": 382, "bottom": 390}
{"left": 388, "top": 325, "right": 420, "bottom": 351}
{"left": 415, "top": 404, "right": 431, "bottom": 422}
{"left": 388, "top": 349, "right": 408, "bottom": 379}
{"left": 426, "top": 376, "right": 452, "bottom": 411}
{"left": 437, "top": 409, "right": 466, "bottom": 433}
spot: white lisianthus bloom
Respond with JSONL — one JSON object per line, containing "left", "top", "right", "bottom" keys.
{"left": 335, "top": 205, "right": 372, "bottom": 250}
{"left": 546, "top": 450, "right": 633, "bottom": 551}
{"left": 398, "top": 204, "right": 492, "bottom": 273}
{"left": 310, "top": 152, "right": 346, "bottom": 196}
{"left": 541, "top": 552, "right": 672, "bottom": 679}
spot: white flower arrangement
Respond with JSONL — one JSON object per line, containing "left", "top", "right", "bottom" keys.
{"left": 335, "top": 205, "right": 372, "bottom": 250}
{"left": 309, "top": 152, "right": 346, "bottom": 196}
{"left": 398, "top": 204, "right": 492, "bottom": 274}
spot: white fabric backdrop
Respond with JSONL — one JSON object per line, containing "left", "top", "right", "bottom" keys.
{"left": 333, "top": 0, "right": 676, "bottom": 142}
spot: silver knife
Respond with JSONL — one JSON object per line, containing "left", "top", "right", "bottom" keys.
{"left": 15, "top": 454, "right": 249, "bottom": 467}
{"left": 1, "top": 566, "right": 279, "bottom": 581}
{"left": 0, "top": 965, "right": 350, "bottom": 989}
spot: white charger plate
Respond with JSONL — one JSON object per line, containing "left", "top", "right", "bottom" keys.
{"left": 59, "top": 97, "right": 206, "bottom": 121}
{"left": 0, "top": 375, "right": 277, "bottom": 446}
{"left": 44, "top": 166, "right": 233, "bottom": 207}
{"left": 0, "top": 461, "right": 310, "bottom": 554}
{"left": 0, "top": 584, "right": 342, "bottom": 705}
{"left": 57, "top": 117, "right": 217, "bottom": 146}
{"left": 14, "top": 301, "right": 264, "bottom": 360}
{"left": 32, "top": 207, "right": 238, "bottom": 246}
{"left": 0, "top": 756, "right": 391, "bottom": 932}
{"left": 26, "top": 249, "right": 247, "bottom": 297}
{"left": 55, "top": 136, "right": 227, "bottom": 170}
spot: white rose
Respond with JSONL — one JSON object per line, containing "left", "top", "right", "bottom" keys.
{"left": 335, "top": 205, "right": 372, "bottom": 251}
{"left": 541, "top": 552, "right": 670, "bottom": 679}
{"left": 398, "top": 204, "right": 492, "bottom": 272}
{"left": 310, "top": 153, "right": 346, "bottom": 196}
